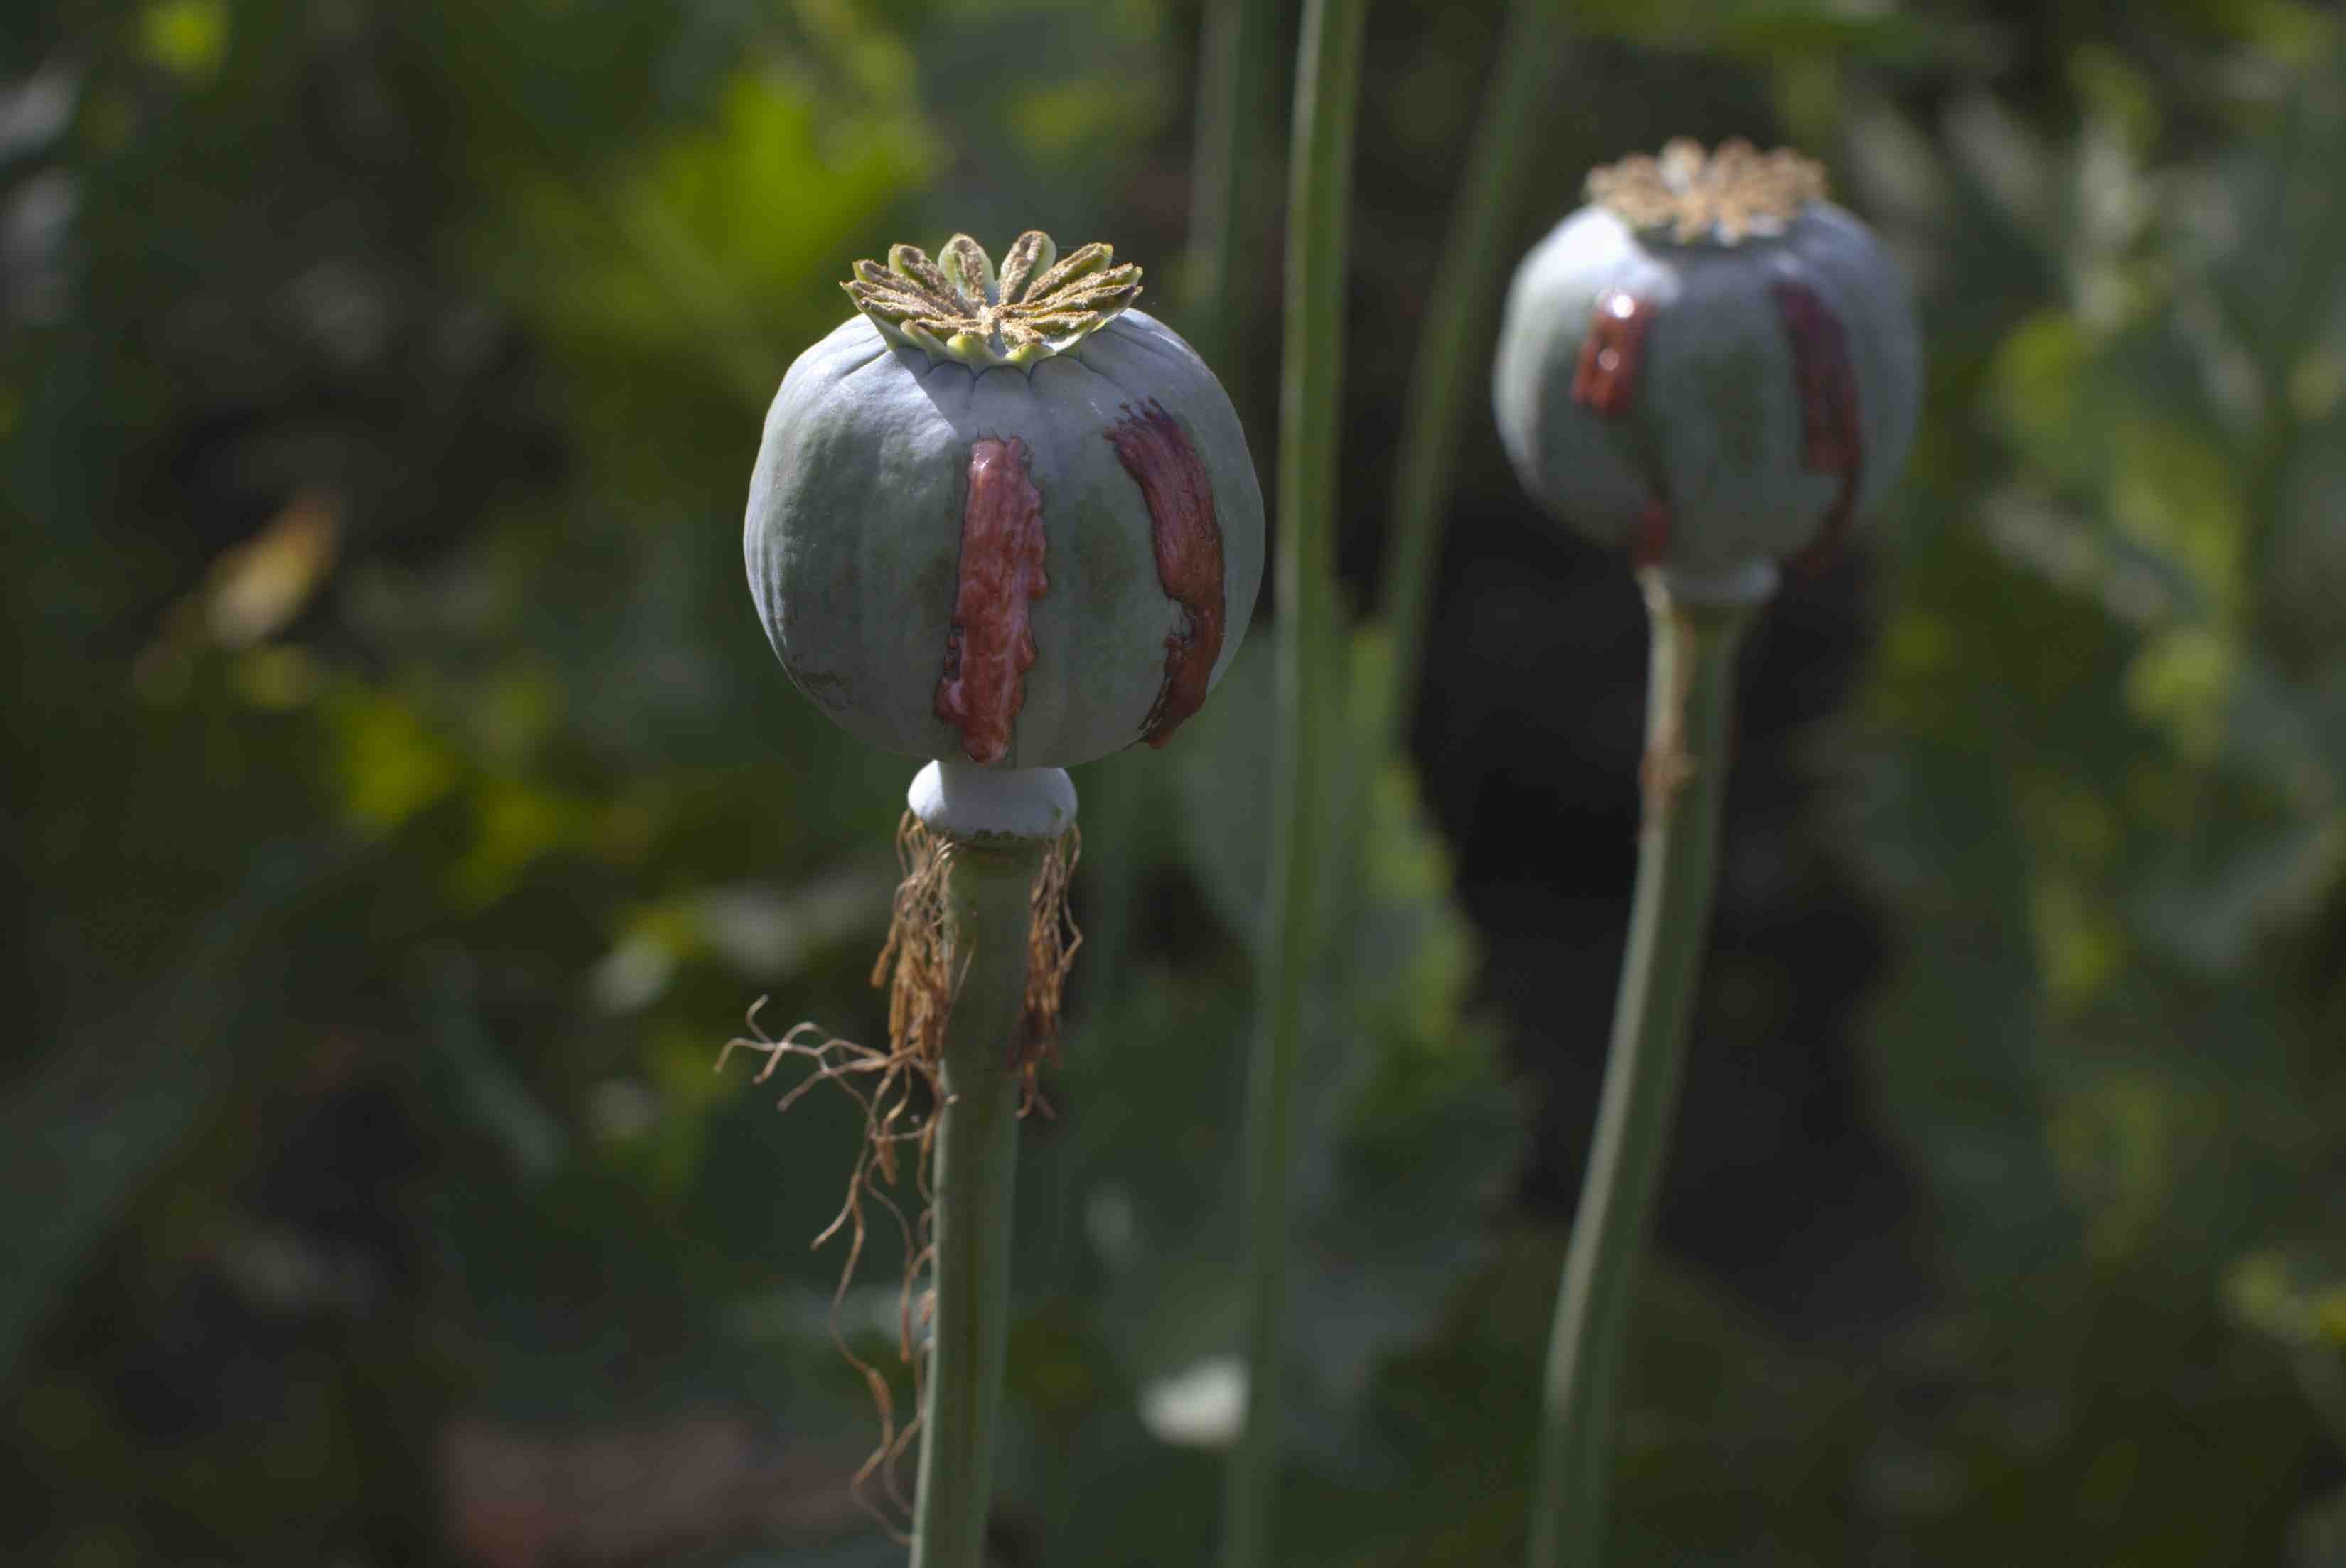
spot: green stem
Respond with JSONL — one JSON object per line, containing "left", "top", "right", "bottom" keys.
{"left": 910, "top": 837, "right": 1045, "bottom": 1568}
{"left": 1223, "top": 1, "right": 1367, "bottom": 1565}
{"left": 1180, "top": 0, "right": 1279, "bottom": 379}
{"left": 1371, "top": 0, "right": 1564, "bottom": 753}
{"left": 1528, "top": 576, "right": 1760, "bottom": 1568}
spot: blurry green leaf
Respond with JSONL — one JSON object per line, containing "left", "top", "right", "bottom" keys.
{"left": 2229, "top": 1243, "right": 2346, "bottom": 1353}
{"left": 421, "top": 957, "right": 568, "bottom": 1184}
{"left": 2045, "top": 1070, "right": 2200, "bottom": 1260}
{"left": 2106, "top": 419, "right": 2244, "bottom": 614}
{"left": 2069, "top": 45, "right": 2159, "bottom": 151}
{"left": 1166, "top": 643, "right": 1273, "bottom": 954}
{"left": 1054, "top": 630, "right": 1520, "bottom": 1452}
{"left": 227, "top": 645, "right": 326, "bottom": 711}
{"left": 141, "top": 0, "right": 228, "bottom": 80}
{"left": 1009, "top": 77, "right": 1168, "bottom": 158}
{"left": 2229, "top": 1240, "right": 2346, "bottom": 1463}
{"left": 2133, "top": 815, "right": 2343, "bottom": 974}
{"left": 2124, "top": 625, "right": 2236, "bottom": 761}
{"left": 2208, "top": 51, "right": 2346, "bottom": 377}
{"left": 325, "top": 688, "right": 460, "bottom": 834}
{"left": 2028, "top": 871, "right": 2123, "bottom": 1003}
{"left": 1946, "top": 90, "right": 2057, "bottom": 232}
{"left": 1283, "top": 1232, "right": 1863, "bottom": 1567}
{"left": 2288, "top": 346, "right": 2346, "bottom": 422}
{"left": 493, "top": 69, "right": 927, "bottom": 404}
{"left": 450, "top": 776, "right": 595, "bottom": 906}
{"left": 0, "top": 842, "right": 359, "bottom": 1373}
{"left": 1989, "top": 312, "right": 2091, "bottom": 471}
{"left": 468, "top": 669, "right": 562, "bottom": 769}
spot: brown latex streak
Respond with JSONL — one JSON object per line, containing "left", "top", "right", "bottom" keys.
{"left": 1771, "top": 280, "right": 1864, "bottom": 567}
{"left": 1570, "top": 289, "right": 1671, "bottom": 566}
{"left": 1570, "top": 289, "right": 1654, "bottom": 418}
{"left": 935, "top": 436, "right": 1049, "bottom": 765}
{"left": 1105, "top": 400, "right": 1224, "bottom": 748}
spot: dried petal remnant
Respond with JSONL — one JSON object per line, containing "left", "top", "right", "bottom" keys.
{"left": 936, "top": 437, "right": 1049, "bottom": 765}
{"left": 1105, "top": 400, "right": 1225, "bottom": 748}
{"left": 1572, "top": 289, "right": 1654, "bottom": 418}
{"left": 1771, "top": 281, "right": 1865, "bottom": 566}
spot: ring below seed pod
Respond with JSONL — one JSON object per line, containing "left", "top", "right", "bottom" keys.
{"left": 745, "top": 230, "right": 1265, "bottom": 769}
{"left": 1492, "top": 139, "right": 1922, "bottom": 585}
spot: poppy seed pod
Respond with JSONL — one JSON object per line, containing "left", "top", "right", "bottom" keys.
{"left": 1492, "top": 140, "right": 1922, "bottom": 591}
{"left": 745, "top": 230, "right": 1265, "bottom": 769}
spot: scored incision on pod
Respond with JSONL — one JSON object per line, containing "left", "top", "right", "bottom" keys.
{"left": 1770, "top": 280, "right": 1864, "bottom": 566}
{"left": 935, "top": 436, "right": 1050, "bottom": 766}
{"left": 1570, "top": 289, "right": 1655, "bottom": 419}
{"left": 1105, "top": 399, "right": 1226, "bottom": 748}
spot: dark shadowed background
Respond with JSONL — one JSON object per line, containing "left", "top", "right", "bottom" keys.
{"left": 6, "top": 1, "right": 2345, "bottom": 1564}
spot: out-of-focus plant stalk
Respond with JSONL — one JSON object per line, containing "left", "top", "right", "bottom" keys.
{"left": 909, "top": 839, "right": 1046, "bottom": 1568}
{"left": 1182, "top": 0, "right": 1279, "bottom": 379}
{"left": 1371, "top": 0, "right": 1563, "bottom": 753}
{"left": 1222, "top": 1, "right": 1367, "bottom": 1566}
{"left": 1528, "top": 577, "right": 1755, "bottom": 1568}
{"left": 1083, "top": 0, "right": 1277, "bottom": 1004}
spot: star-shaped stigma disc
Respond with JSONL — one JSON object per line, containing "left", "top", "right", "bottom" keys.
{"left": 843, "top": 230, "right": 1144, "bottom": 368}
{"left": 1586, "top": 139, "right": 1828, "bottom": 245}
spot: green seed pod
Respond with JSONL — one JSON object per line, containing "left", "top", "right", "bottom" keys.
{"left": 746, "top": 230, "right": 1265, "bottom": 768}
{"left": 1492, "top": 140, "right": 1922, "bottom": 589}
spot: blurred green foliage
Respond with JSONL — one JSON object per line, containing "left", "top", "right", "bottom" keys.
{"left": 2, "top": 1, "right": 2343, "bottom": 1564}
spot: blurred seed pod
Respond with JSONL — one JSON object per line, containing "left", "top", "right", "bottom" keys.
{"left": 1493, "top": 139, "right": 1922, "bottom": 586}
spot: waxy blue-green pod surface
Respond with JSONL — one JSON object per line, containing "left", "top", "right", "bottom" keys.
{"left": 746, "top": 231, "right": 1265, "bottom": 769}
{"left": 1493, "top": 140, "right": 1922, "bottom": 583}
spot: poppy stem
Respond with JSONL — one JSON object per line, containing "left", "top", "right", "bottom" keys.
{"left": 1223, "top": 1, "right": 1368, "bottom": 1564}
{"left": 1182, "top": 0, "right": 1278, "bottom": 380}
{"left": 908, "top": 766, "right": 1076, "bottom": 1568}
{"left": 908, "top": 837, "right": 1039, "bottom": 1568}
{"left": 1373, "top": 0, "right": 1566, "bottom": 754}
{"left": 1528, "top": 570, "right": 1762, "bottom": 1568}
